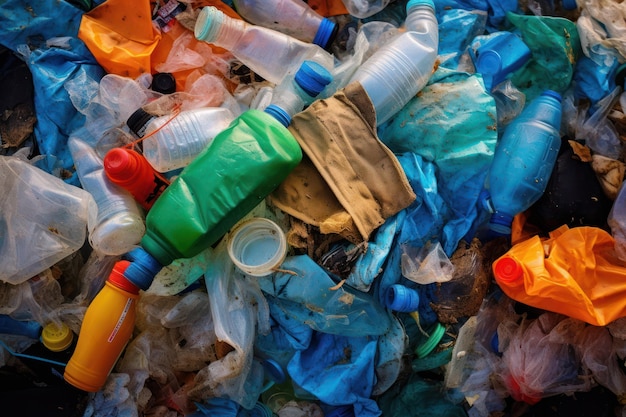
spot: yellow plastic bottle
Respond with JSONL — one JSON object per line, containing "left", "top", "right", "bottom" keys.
{"left": 64, "top": 260, "right": 139, "bottom": 392}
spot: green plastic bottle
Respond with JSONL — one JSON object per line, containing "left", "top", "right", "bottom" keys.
{"left": 141, "top": 109, "right": 302, "bottom": 266}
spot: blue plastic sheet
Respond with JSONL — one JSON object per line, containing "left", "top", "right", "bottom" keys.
{"left": 379, "top": 68, "right": 498, "bottom": 255}
{"left": 0, "top": 0, "right": 104, "bottom": 185}
{"left": 573, "top": 54, "right": 622, "bottom": 106}
{"left": 438, "top": 8, "right": 488, "bottom": 69}
{"left": 434, "top": 0, "right": 519, "bottom": 31}
{"left": 288, "top": 332, "right": 381, "bottom": 417}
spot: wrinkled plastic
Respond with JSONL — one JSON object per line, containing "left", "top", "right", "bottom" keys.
{"left": 378, "top": 68, "right": 498, "bottom": 255}
{"left": 494, "top": 225, "right": 626, "bottom": 326}
{"left": 258, "top": 255, "right": 392, "bottom": 337}
{"left": 401, "top": 241, "right": 454, "bottom": 285}
{"left": 507, "top": 13, "right": 581, "bottom": 101}
{"left": 0, "top": 156, "right": 93, "bottom": 284}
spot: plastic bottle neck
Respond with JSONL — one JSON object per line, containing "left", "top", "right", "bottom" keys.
{"left": 195, "top": 6, "right": 245, "bottom": 50}
{"left": 104, "top": 148, "right": 148, "bottom": 187}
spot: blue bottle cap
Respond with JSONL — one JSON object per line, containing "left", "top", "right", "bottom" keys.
{"left": 295, "top": 60, "right": 333, "bottom": 97}
{"left": 123, "top": 247, "right": 163, "bottom": 291}
{"left": 561, "top": 0, "right": 577, "bottom": 9}
{"left": 477, "top": 50, "right": 502, "bottom": 75}
{"left": 542, "top": 90, "right": 562, "bottom": 103}
{"left": 313, "top": 18, "right": 338, "bottom": 50}
{"left": 406, "top": 0, "right": 435, "bottom": 12}
{"left": 261, "top": 358, "right": 286, "bottom": 384}
{"left": 325, "top": 405, "right": 355, "bottom": 417}
{"left": 385, "top": 284, "right": 420, "bottom": 313}
{"left": 488, "top": 212, "right": 514, "bottom": 236}
{"left": 264, "top": 104, "right": 291, "bottom": 127}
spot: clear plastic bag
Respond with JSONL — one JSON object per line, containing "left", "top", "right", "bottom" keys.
{"left": 0, "top": 156, "right": 93, "bottom": 284}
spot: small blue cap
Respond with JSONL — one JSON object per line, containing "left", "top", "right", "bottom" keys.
{"left": 313, "top": 18, "right": 338, "bottom": 50}
{"left": 477, "top": 50, "right": 502, "bottom": 75}
{"left": 325, "top": 405, "right": 355, "bottom": 417}
{"left": 542, "top": 90, "right": 562, "bottom": 103}
{"left": 406, "top": 0, "right": 435, "bottom": 12}
{"left": 295, "top": 60, "right": 333, "bottom": 97}
{"left": 385, "top": 284, "right": 420, "bottom": 313}
{"left": 561, "top": 0, "right": 577, "bottom": 9}
{"left": 261, "top": 358, "right": 286, "bottom": 384}
{"left": 264, "top": 104, "right": 291, "bottom": 127}
{"left": 123, "top": 247, "right": 163, "bottom": 291}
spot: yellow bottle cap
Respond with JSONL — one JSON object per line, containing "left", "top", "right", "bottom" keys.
{"left": 41, "top": 322, "right": 73, "bottom": 352}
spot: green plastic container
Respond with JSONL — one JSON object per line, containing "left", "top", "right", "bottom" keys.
{"left": 141, "top": 109, "right": 302, "bottom": 266}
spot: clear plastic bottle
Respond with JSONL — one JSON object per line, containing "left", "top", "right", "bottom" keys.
{"left": 483, "top": 90, "right": 563, "bottom": 236}
{"left": 231, "top": 0, "right": 338, "bottom": 49}
{"left": 68, "top": 137, "right": 145, "bottom": 256}
{"left": 64, "top": 260, "right": 140, "bottom": 392}
{"left": 126, "top": 106, "right": 236, "bottom": 173}
{"left": 347, "top": 0, "right": 439, "bottom": 125}
{"left": 194, "top": 6, "right": 335, "bottom": 85}
{"left": 341, "top": 0, "right": 392, "bottom": 18}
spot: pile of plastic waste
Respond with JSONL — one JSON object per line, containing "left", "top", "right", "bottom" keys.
{"left": 1, "top": 0, "right": 625, "bottom": 416}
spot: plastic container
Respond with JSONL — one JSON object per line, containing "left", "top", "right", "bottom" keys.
{"left": 64, "top": 260, "right": 140, "bottom": 392}
{"left": 227, "top": 217, "right": 287, "bottom": 276}
{"left": 194, "top": 6, "right": 334, "bottom": 85}
{"left": 263, "top": 59, "right": 333, "bottom": 127}
{"left": 126, "top": 106, "right": 236, "bottom": 173}
{"left": 340, "top": 0, "right": 392, "bottom": 18}
{"left": 68, "top": 137, "right": 146, "bottom": 255}
{"left": 483, "top": 90, "right": 563, "bottom": 236}
{"left": 103, "top": 147, "right": 170, "bottom": 210}
{"left": 231, "top": 0, "right": 338, "bottom": 49}
{"left": 471, "top": 32, "right": 532, "bottom": 91}
{"left": 0, "top": 315, "right": 42, "bottom": 339}
{"left": 347, "top": 0, "right": 439, "bottom": 125}
{"left": 140, "top": 109, "right": 302, "bottom": 267}
{"left": 0, "top": 155, "right": 93, "bottom": 284}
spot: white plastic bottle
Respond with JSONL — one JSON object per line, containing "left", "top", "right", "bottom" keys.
{"left": 194, "top": 6, "right": 334, "bottom": 85}
{"left": 341, "top": 0, "right": 392, "bottom": 19}
{"left": 231, "top": 0, "right": 338, "bottom": 49}
{"left": 347, "top": 0, "right": 438, "bottom": 125}
{"left": 126, "top": 107, "right": 236, "bottom": 173}
{"left": 68, "top": 136, "right": 145, "bottom": 256}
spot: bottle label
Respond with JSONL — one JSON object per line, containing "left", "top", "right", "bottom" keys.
{"left": 152, "top": 0, "right": 187, "bottom": 33}
{"left": 107, "top": 298, "right": 133, "bottom": 343}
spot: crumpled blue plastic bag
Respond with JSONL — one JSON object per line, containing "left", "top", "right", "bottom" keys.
{"left": 378, "top": 68, "right": 497, "bottom": 255}
{"left": 573, "top": 53, "right": 622, "bottom": 106}
{"left": 434, "top": 0, "right": 519, "bottom": 32}
{"left": 258, "top": 255, "right": 392, "bottom": 337}
{"left": 18, "top": 39, "right": 104, "bottom": 185}
{"left": 288, "top": 331, "right": 381, "bottom": 417}
{"left": 0, "top": 0, "right": 104, "bottom": 185}
{"left": 438, "top": 8, "right": 488, "bottom": 69}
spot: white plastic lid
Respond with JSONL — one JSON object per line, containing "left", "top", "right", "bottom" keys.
{"left": 227, "top": 218, "right": 287, "bottom": 277}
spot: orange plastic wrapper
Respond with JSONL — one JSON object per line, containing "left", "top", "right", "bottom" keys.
{"left": 79, "top": 0, "right": 239, "bottom": 84}
{"left": 493, "top": 225, "right": 626, "bottom": 326}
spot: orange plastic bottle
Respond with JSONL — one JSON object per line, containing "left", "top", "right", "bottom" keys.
{"left": 493, "top": 225, "right": 626, "bottom": 326}
{"left": 64, "top": 260, "right": 139, "bottom": 392}
{"left": 103, "top": 148, "right": 169, "bottom": 210}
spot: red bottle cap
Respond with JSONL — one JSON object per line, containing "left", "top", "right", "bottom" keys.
{"left": 108, "top": 260, "right": 140, "bottom": 294}
{"left": 493, "top": 256, "right": 523, "bottom": 283}
{"left": 104, "top": 148, "right": 140, "bottom": 185}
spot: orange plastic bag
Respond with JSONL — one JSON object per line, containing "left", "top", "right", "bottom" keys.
{"left": 493, "top": 225, "right": 626, "bottom": 326}
{"left": 79, "top": 0, "right": 238, "bottom": 81}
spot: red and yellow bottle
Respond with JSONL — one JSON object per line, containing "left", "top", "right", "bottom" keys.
{"left": 64, "top": 260, "right": 139, "bottom": 392}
